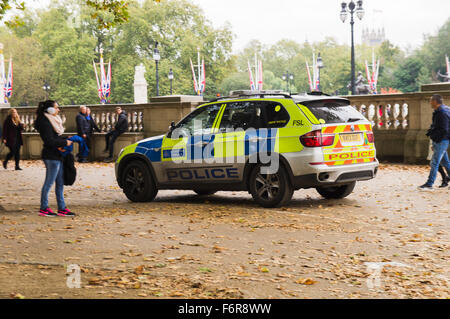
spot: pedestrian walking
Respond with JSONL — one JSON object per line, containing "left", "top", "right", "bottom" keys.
{"left": 75, "top": 105, "right": 90, "bottom": 163}
{"left": 419, "top": 94, "right": 450, "bottom": 190}
{"left": 34, "top": 100, "right": 76, "bottom": 217}
{"left": 103, "top": 106, "right": 128, "bottom": 163}
{"left": 427, "top": 140, "right": 449, "bottom": 187}
{"left": 2, "top": 108, "right": 24, "bottom": 170}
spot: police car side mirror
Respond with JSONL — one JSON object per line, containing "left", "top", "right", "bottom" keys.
{"left": 168, "top": 121, "right": 176, "bottom": 138}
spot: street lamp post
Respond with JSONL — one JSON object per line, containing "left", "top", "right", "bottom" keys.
{"left": 282, "top": 71, "right": 294, "bottom": 94}
{"left": 340, "top": 0, "right": 364, "bottom": 95}
{"left": 43, "top": 82, "right": 51, "bottom": 100}
{"left": 316, "top": 52, "right": 324, "bottom": 91}
{"left": 153, "top": 41, "right": 160, "bottom": 96}
{"left": 168, "top": 68, "right": 174, "bottom": 95}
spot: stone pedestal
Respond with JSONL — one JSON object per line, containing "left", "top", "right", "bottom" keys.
{"left": 134, "top": 64, "right": 148, "bottom": 104}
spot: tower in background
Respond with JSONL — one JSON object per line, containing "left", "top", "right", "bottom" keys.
{"left": 362, "top": 27, "right": 386, "bottom": 46}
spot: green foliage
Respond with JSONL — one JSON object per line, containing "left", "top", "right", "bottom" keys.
{"left": 0, "top": 0, "right": 448, "bottom": 108}
{"left": 392, "top": 57, "right": 428, "bottom": 93}
{"left": 0, "top": 0, "right": 233, "bottom": 106}
{"left": 0, "top": 31, "right": 51, "bottom": 106}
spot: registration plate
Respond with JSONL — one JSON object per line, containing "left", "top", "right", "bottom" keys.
{"left": 340, "top": 133, "right": 363, "bottom": 145}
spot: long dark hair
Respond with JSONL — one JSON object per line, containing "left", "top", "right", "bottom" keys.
{"left": 34, "top": 100, "right": 57, "bottom": 130}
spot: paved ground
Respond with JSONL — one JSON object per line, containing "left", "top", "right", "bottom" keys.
{"left": 0, "top": 161, "right": 448, "bottom": 299}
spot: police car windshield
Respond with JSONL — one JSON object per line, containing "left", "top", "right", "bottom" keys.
{"left": 301, "top": 100, "right": 366, "bottom": 124}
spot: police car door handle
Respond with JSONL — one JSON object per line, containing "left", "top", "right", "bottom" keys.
{"left": 194, "top": 141, "right": 209, "bottom": 146}
{"left": 249, "top": 137, "right": 263, "bottom": 142}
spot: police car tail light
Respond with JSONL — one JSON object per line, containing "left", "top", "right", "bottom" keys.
{"left": 300, "top": 130, "right": 334, "bottom": 147}
{"left": 366, "top": 131, "right": 375, "bottom": 143}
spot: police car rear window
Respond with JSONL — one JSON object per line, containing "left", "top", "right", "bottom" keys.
{"left": 301, "top": 100, "right": 366, "bottom": 124}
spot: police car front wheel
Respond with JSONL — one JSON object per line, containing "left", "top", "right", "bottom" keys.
{"left": 122, "top": 161, "right": 158, "bottom": 202}
{"left": 316, "top": 181, "right": 356, "bottom": 199}
{"left": 249, "top": 164, "right": 293, "bottom": 208}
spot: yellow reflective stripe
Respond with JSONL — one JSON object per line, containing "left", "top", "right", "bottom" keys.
{"left": 275, "top": 127, "right": 308, "bottom": 153}
{"left": 297, "top": 104, "right": 320, "bottom": 124}
{"left": 214, "top": 131, "right": 246, "bottom": 159}
{"left": 117, "top": 144, "right": 137, "bottom": 163}
{"left": 212, "top": 104, "right": 226, "bottom": 133}
{"left": 161, "top": 136, "right": 188, "bottom": 162}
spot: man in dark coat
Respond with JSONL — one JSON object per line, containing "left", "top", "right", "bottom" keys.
{"left": 75, "top": 105, "right": 90, "bottom": 162}
{"left": 104, "top": 106, "right": 128, "bottom": 162}
{"left": 420, "top": 94, "right": 450, "bottom": 189}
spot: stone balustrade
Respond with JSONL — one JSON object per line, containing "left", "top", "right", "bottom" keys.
{"left": 0, "top": 95, "right": 203, "bottom": 160}
{"left": 345, "top": 86, "right": 450, "bottom": 163}
{"left": 1, "top": 89, "right": 449, "bottom": 163}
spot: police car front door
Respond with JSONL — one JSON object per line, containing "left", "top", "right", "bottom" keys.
{"left": 161, "top": 103, "right": 223, "bottom": 184}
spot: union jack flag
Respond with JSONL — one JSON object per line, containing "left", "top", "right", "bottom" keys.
{"left": 4, "top": 59, "right": 13, "bottom": 99}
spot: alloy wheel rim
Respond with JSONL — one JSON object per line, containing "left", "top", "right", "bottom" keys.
{"left": 255, "top": 172, "right": 280, "bottom": 201}
{"left": 125, "top": 167, "right": 145, "bottom": 195}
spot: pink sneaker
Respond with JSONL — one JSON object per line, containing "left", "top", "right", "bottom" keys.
{"left": 39, "top": 208, "right": 57, "bottom": 217}
{"left": 57, "top": 208, "right": 76, "bottom": 217}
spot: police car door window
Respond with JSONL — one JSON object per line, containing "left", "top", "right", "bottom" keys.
{"left": 302, "top": 100, "right": 366, "bottom": 124}
{"left": 176, "top": 104, "right": 222, "bottom": 135}
{"left": 262, "top": 102, "right": 290, "bottom": 128}
{"left": 219, "top": 101, "right": 261, "bottom": 132}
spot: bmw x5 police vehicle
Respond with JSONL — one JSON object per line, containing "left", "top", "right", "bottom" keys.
{"left": 115, "top": 91, "right": 378, "bottom": 208}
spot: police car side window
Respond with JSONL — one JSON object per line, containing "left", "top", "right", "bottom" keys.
{"left": 219, "top": 102, "right": 262, "bottom": 132}
{"left": 262, "top": 102, "right": 290, "bottom": 128}
{"left": 176, "top": 104, "right": 221, "bottom": 135}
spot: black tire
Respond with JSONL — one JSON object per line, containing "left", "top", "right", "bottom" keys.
{"left": 122, "top": 160, "right": 158, "bottom": 202}
{"left": 316, "top": 181, "right": 356, "bottom": 199}
{"left": 193, "top": 189, "right": 217, "bottom": 196}
{"left": 249, "top": 163, "right": 293, "bottom": 208}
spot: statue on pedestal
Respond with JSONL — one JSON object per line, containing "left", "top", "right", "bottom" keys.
{"left": 348, "top": 71, "right": 372, "bottom": 95}
{"left": 134, "top": 63, "right": 148, "bottom": 103}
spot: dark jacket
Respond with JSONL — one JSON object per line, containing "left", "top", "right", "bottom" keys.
{"left": 76, "top": 112, "right": 90, "bottom": 137}
{"left": 86, "top": 116, "right": 100, "bottom": 135}
{"left": 427, "top": 104, "right": 450, "bottom": 143}
{"left": 2, "top": 115, "right": 24, "bottom": 148}
{"left": 114, "top": 111, "right": 128, "bottom": 134}
{"left": 34, "top": 115, "right": 67, "bottom": 161}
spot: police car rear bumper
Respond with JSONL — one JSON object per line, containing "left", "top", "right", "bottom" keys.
{"left": 291, "top": 160, "right": 379, "bottom": 189}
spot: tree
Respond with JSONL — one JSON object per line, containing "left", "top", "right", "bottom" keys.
{"left": 0, "top": 32, "right": 51, "bottom": 106}
{"left": 393, "top": 57, "right": 427, "bottom": 93}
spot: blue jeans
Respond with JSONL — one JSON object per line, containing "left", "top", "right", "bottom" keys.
{"left": 426, "top": 139, "right": 450, "bottom": 186}
{"left": 40, "top": 159, "right": 66, "bottom": 210}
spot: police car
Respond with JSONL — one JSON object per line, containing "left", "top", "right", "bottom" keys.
{"left": 115, "top": 91, "right": 378, "bottom": 208}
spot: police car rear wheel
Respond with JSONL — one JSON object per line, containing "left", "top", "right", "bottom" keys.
{"left": 193, "top": 189, "right": 217, "bottom": 196}
{"left": 316, "top": 181, "right": 356, "bottom": 199}
{"left": 122, "top": 161, "right": 158, "bottom": 202}
{"left": 249, "top": 164, "right": 293, "bottom": 208}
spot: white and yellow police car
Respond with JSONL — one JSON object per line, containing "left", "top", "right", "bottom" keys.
{"left": 115, "top": 91, "right": 378, "bottom": 207}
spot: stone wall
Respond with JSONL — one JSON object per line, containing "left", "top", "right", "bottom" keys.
{"left": 344, "top": 88, "right": 450, "bottom": 163}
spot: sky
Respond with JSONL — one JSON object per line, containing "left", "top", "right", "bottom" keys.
{"left": 190, "top": 0, "right": 450, "bottom": 53}
{"left": 25, "top": 0, "right": 450, "bottom": 53}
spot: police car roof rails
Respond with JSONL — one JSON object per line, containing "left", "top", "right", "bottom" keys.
{"left": 306, "top": 91, "right": 331, "bottom": 96}
{"left": 210, "top": 90, "right": 292, "bottom": 102}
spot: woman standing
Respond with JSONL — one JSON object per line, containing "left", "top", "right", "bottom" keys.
{"left": 34, "top": 100, "right": 75, "bottom": 217}
{"left": 2, "top": 108, "right": 24, "bottom": 170}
